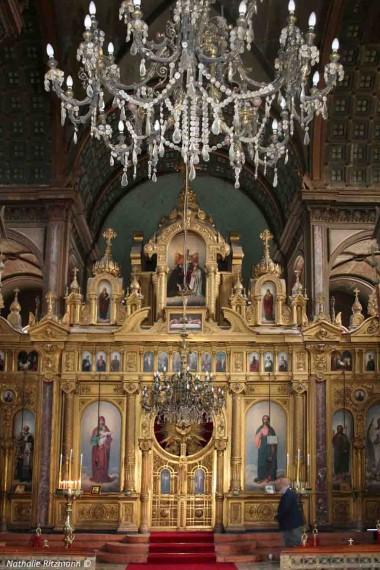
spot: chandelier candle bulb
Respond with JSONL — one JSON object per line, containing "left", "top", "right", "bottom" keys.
{"left": 312, "top": 71, "right": 320, "bottom": 86}
{"left": 118, "top": 120, "right": 124, "bottom": 133}
{"left": 332, "top": 38, "right": 340, "bottom": 52}
{"left": 239, "top": 1, "right": 248, "bottom": 16}
{"left": 288, "top": 0, "right": 296, "bottom": 14}
{"left": 308, "top": 12, "right": 317, "bottom": 29}
{"left": 107, "top": 42, "right": 114, "bottom": 55}
{"left": 89, "top": 1, "right": 96, "bottom": 15}
{"left": 84, "top": 14, "right": 92, "bottom": 29}
{"left": 46, "top": 43, "right": 54, "bottom": 58}
{"left": 66, "top": 75, "right": 73, "bottom": 89}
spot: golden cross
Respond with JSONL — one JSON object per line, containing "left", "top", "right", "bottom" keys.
{"left": 73, "top": 267, "right": 79, "bottom": 280}
{"left": 260, "top": 229, "right": 273, "bottom": 249}
{"left": 353, "top": 287, "right": 360, "bottom": 298}
{"left": 103, "top": 227, "right": 117, "bottom": 246}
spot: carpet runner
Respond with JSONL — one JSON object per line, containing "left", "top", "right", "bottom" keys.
{"left": 126, "top": 531, "right": 236, "bottom": 569}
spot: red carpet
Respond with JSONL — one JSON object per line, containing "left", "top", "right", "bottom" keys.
{"left": 126, "top": 531, "right": 236, "bottom": 569}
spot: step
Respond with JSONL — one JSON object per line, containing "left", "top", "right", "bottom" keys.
{"left": 150, "top": 531, "right": 214, "bottom": 544}
{"left": 217, "top": 553, "right": 262, "bottom": 563}
{"left": 149, "top": 542, "right": 215, "bottom": 553}
{"left": 148, "top": 552, "right": 217, "bottom": 563}
{"left": 104, "top": 541, "right": 148, "bottom": 554}
{"left": 96, "top": 552, "right": 147, "bottom": 564}
{"left": 216, "top": 540, "right": 257, "bottom": 554}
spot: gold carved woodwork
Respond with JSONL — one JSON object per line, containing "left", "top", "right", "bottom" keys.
{"left": 11, "top": 500, "right": 32, "bottom": 524}
{"left": 244, "top": 502, "right": 278, "bottom": 523}
{"left": 77, "top": 503, "right": 119, "bottom": 522}
{"left": 332, "top": 499, "right": 352, "bottom": 524}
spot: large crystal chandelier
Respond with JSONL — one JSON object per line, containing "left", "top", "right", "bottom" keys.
{"left": 44, "top": 0, "right": 343, "bottom": 188}
{"left": 141, "top": 333, "right": 225, "bottom": 425}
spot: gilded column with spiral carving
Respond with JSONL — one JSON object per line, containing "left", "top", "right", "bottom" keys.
{"left": 138, "top": 439, "right": 152, "bottom": 533}
{"left": 214, "top": 439, "right": 227, "bottom": 532}
{"left": 229, "top": 383, "right": 245, "bottom": 493}
{"left": 124, "top": 383, "right": 139, "bottom": 493}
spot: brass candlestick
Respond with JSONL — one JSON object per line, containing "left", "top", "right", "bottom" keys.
{"left": 57, "top": 449, "right": 82, "bottom": 549}
{"left": 61, "top": 487, "right": 81, "bottom": 549}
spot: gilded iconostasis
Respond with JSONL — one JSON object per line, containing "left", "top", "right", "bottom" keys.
{"left": 0, "top": 185, "right": 379, "bottom": 534}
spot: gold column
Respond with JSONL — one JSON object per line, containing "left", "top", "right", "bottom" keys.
{"left": 353, "top": 431, "right": 365, "bottom": 530}
{"left": 156, "top": 265, "right": 167, "bottom": 318}
{"left": 138, "top": 439, "right": 152, "bottom": 533}
{"left": 214, "top": 439, "right": 227, "bottom": 532}
{"left": 124, "top": 383, "right": 139, "bottom": 493}
{"left": 229, "top": 384, "right": 245, "bottom": 493}
{"left": 61, "top": 384, "right": 75, "bottom": 479}
{"left": 292, "top": 381, "right": 307, "bottom": 481}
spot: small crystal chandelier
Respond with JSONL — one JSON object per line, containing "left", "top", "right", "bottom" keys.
{"left": 44, "top": 0, "right": 343, "bottom": 189}
{"left": 141, "top": 335, "right": 225, "bottom": 425}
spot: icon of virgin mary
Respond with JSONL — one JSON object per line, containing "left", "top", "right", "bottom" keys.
{"left": 90, "top": 416, "right": 114, "bottom": 483}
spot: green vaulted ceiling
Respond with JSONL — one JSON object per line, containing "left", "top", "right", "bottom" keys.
{"left": 97, "top": 173, "right": 269, "bottom": 286}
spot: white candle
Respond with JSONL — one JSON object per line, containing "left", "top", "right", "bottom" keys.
{"left": 307, "top": 453, "right": 311, "bottom": 466}
{"left": 79, "top": 453, "right": 83, "bottom": 489}
{"left": 59, "top": 453, "right": 63, "bottom": 488}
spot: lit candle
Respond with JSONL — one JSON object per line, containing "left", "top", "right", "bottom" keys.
{"left": 286, "top": 453, "right": 290, "bottom": 477}
{"left": 79, "top": 453, "right": 83, "bottom": 489}
{"left": 59, "top": 453, "right": 63, "bottom": 488}
{"left": 296, "top": 448, "right": 301, "bottom": 485}
{"left": 69, "top": 448, "right": 73, "bottom": 481}
{"left": 307, "top": 453, "right": 310, "bottom": 466}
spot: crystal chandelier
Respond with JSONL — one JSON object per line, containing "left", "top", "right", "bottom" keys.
{"left": 44, "top": 0, "right": 343, "bottom": 188}
{"left": 141, "top": 335, "right": 225, "bottom": 425}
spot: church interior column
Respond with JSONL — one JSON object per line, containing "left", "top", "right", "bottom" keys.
{"left": 229, "top": 384, "right": 245, "bottom": 493}
{"left": 36, "top": 380, "right": 54, "bottom": 528}
{"left": 0, "top": 407, "right": 13, "bottom": 531}
{"left": 315, "top": 376, "right": 329, "bottom": 525}
{"left": 44, "top": 205, "right": 70, "bottom": 307}
{"left": 138, "top": 439, "right": 152, "bottom": 533}
{"left": 307, "top": 220, "right": 329, "bottom": 317}
{"left": 124, "top": 384, "right": 138, "bottom": 494}
{"left": 61, "top": 386, "right": 74, "bottom": 479}
{"left": 214, "top": 439, "right": 227, "bottom": 532}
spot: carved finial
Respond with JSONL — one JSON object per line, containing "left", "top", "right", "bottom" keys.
{"left": 7, "top": 288, "right": 22, "bottom": 330}
{"left": 313, "top": 293, "right": 330, "bottom": 322}
{"left": 254, "top": 229, "right": 282, "bottom": 277}
{"left": 70, "top": 267, "right": 80, "bottom": 293}
{"left": 330, "top": 295, "right": 336, "bottom": 323}
{"left": 125, "top": 273, "right": 144, "bottom": 316}
{"left": 43, "top": 291, "right": 58, "bottom": 321}
{"left": 93, "top": 227, "right": 120, "bottom": 277}
{"left": 292, "top": 270, "right": 304, "bottom": 296}
{"left": 367, "top": 287, "right": 379, "bottom": 317}
{"left": 350, "top": 287, "right": 364, "bottom": 328}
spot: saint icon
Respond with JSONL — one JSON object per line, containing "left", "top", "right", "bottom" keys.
{"left": 263, "top": 287, "right": 274, "bottom": 322}
{"left": 90, "top": 416, "right": 114, "bottom": 483}
{"left": 15, "top": 425, "right": 34, "bottom": 482}
{"left": 98, "top": 286, "right": 110, "bottom": 321}
{"left": 254, "top": 415, "right": 277, "bottom": 483}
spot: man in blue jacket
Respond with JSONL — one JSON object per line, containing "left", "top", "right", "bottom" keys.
{"left": 275, "top": 478, "right": 304, "bottom": 546}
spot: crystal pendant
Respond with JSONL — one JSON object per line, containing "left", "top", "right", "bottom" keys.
{"left": 73, "top": 130, "right": 78, "bottom": 144}
{"left": 121, "top": 171, "right": 128, "bottom": 187}
{"left": 173, "top": 128, "right": 181, "bottom": 144}
{"left": 110, "top": 155, "right": 114, "bottom": 166}
{"left": 140, "top": 58, "right": 146, "bottom": 77}
{"left": 211, "top": 117, "right": 221, "bottom": 135}
{"left": 273, "top": 168, "right": 278, "bottom": 187}
{"left": 189, "top": 163, "right": 196, "bottom": 181}
{"left": 202, "top": 147, "right": 210, "bottom": 162}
